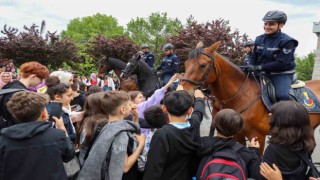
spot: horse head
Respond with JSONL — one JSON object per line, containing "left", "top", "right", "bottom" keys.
{"left": 181, "top": 41, "right": 221, "bottom": 94}
{"left": 120, "top": 54, "right": 140, "bottom": 79}
{"left": 97, "top": 56, "right": 111, "bottom": 79}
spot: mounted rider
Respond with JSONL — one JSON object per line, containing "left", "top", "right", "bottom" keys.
{"left": 140, "top": 44, "right": 156, "bottom": 73}
{"left": 156, "top": 43, "right": 180, "bottom": 87}
{"left": 241, "top": 41, "right": 254, "bottom": 65}
{"left": 246, "top": 10, "right": 298, "bottom": 101}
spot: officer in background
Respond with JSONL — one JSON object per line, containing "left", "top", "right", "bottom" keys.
{"left": 140, "top": 44, "right": 156, "bottom": 73}
{"left": 156, "top": 43, "right": 180, "bottom": 87}
{"left": 241, "top": 41, "right": 254, "bottom": 65}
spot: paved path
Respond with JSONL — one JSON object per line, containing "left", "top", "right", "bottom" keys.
{"left": 199, "top": 104, "right": 320, "bottom": 162}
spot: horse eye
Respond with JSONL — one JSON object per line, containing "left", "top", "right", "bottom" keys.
{"left": 200, "top": 64, "right": 207, "bottom": 69}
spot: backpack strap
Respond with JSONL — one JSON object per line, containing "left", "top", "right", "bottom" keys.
{"left": 0, "top": 88, "right": 25, "bottom": 95}
{"left": 83, "top": 126, "right": 103, "bottom": 160}
{"left": 297, "top": 152, "right": 320, "bottom": 178}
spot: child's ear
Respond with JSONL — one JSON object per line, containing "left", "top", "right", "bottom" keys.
{"left": 162, "top": 105, "right": 168, "bottom": 113}
{"left": 54, "top": 94, "right": 61, "bottom": 101}
{"left": 187, "top": 107, "right": 193, "bottom": 115}
{"left": 40, "top": 108, "right": 49, "bottom": 121}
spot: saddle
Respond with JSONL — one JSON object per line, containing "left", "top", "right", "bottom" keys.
{"left": 261, "top": 75, "right": 320, "bottom": 112}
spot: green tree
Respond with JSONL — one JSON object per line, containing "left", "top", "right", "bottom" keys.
{"left": 61, "top": 13, "right": 125, "bottom": 45}
{"left": 295, "top": 52, "right": 315, "bottom": 81}
{"left": 126, "top": 12, "right": 183, "bottom": 60}
{"left": 60, "top": 13, "right": 125, "bottom": 75}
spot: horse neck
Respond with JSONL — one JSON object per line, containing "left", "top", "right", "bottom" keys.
{"left": 136, "top": 61, "right": 154, "bottom": 80}
{"left": 212, "top": 57, "right": 249, "bottom": 100}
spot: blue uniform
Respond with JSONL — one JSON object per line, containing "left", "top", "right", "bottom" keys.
{"left": 157, "top": 53, "right": 180, "bottom": 86}
{"left": 141, "top": 52, "right": 155, "bottom": 68}
{"left": 250, "top": 31, "right": 298, "bottom": 101}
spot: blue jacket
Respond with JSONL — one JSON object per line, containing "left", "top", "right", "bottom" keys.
{"left": 157, "top": 53, "right": 180, "bottom": 75}
{"left": 250, "top": 31, "right": 298, "bottom": 73}
{"left": 142, "top": 52, "right": 155, "bottom": 68}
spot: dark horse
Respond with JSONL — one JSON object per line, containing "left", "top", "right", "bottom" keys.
{"left": 120, "top": 55, "right": 159, "bottom": 98}
{"left": 180, "top": 41, "right": 320, "bottom": 154}
{"left": 98, "top": 56, "right": 138, "bottom": 91}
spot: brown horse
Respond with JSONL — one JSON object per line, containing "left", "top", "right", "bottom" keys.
{"left": 180, "top": 41, "right": 320, "bottom": 154}
{"left": 97, "top": 56, "right": 138, "bottom": 91}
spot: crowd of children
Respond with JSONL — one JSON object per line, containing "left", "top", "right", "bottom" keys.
{"left": 0, "top": 60, "right": 320, "bottom": 180}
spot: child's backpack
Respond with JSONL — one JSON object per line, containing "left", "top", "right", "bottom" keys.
{"left": 199, "top": 142, "right": 247, "bottom": 180}
{"left": 0, "top": 89, "right": 25, "bottom": 130}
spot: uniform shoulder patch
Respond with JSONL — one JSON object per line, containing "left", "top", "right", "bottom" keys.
{"left": 283, "top": 48, "right": 292, "bottom": 54}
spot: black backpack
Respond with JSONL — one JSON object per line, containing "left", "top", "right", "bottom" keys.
{"left": 199, "top": 142, "right": 247, "bottom": 180}
{"left": 0, "top": 89, "right": 25, "bottom": 129}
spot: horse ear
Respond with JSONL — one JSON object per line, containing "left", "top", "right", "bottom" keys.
{"left": 195, "top": 41, "right": 204, "bottom": 49}
{"left": 207, "top": 41, "right": 221, "bottom": 54}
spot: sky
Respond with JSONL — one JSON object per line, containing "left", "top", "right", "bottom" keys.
{"left": 0, "top": 0, "right": 319, "bottom": 57}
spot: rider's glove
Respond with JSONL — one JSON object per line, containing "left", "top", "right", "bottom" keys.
{"left": 246, "top": 65, "right": 262, "bottom": 72}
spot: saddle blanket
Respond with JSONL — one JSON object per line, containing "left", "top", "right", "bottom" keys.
{"left": 262, "top": 85, "right": 320, "bottom": 113}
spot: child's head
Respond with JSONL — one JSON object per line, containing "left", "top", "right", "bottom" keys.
{"left": 213, "top": 109, "right": 244, "bottom": 137}
{"left": 269, "top": 101, "right": 315, "bottom": 152}
{"left": 46, "top": 76, "right": 73, "bottom": 106}
{"left": 103, "top": 91, "right": 131, "bottom": 117}
{"left": 128, "top": 91, "right": 145, "bottom": 104}
{"left": 144, "top": 105, "right": 168, "bottom": 128}
{"left": 7, "top": 91, "right": 49, "bottom": 123}
{"left": 20, "top": 61, "right": 49, "bottom": 80}
{"left": 163, "top": 91, "right": 194, "bottom": 116}
{"left": 86, "top": 85, "right": 102, "bottom": 96}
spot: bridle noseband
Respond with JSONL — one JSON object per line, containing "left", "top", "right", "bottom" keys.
{"left": 181, "top": 51, "right": 218, "bottom": 89}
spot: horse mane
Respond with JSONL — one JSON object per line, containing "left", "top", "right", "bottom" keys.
{"left": 98, "top": 56, "right": 126, "bottom": 70}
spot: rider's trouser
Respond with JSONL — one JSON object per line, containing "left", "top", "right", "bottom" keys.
{"left": 269, "top": 73, "right": 293, "bottom": 101}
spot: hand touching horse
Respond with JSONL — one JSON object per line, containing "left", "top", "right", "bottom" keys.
{"left": 180, "top": 41, "right": 320, "bottom": 154}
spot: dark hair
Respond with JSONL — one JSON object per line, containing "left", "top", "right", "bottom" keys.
{"left": 213, "top": 109, "right": 244, "bottom": 137}
{"left": 70, "top": 79, "right": 79, "bottom": 91}
{"left": 144, "top": 105, "right": 168, "bottom": 128}
{"left": 163, "top": 91, "right": 193, "bottom": 116}
{"left": 75, "top": 92, "right": 108, "bottom": 148}
{"left": 46, "top": 76, "right": 70, "bottom": 100}
{"left": 103, "top": 91, "right": 130, "bottom": 116}
{"left": 269, "top": 101, "right": 315, "bottom": 152}
{"left": 78, "top": 80, "right": 86, "bottom": 92}
{"left": 86, "top": 85, "right": 102, "bottom": 96}
{"left": 7, "top": 91, "right": 49, "bottom": 122}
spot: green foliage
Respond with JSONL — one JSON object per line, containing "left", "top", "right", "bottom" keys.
{"left": 126, "top": 12, "right": 183, "bottom": 60}
{"left": 295, "top": 52, "right": 315, "bottom": 81}
{"left": 0, "top": 22, "right": 80, "bottom": 70}
{"left": 61, "top": 13, "right": 125, "bottom": 45}
{"left": 60, "top": 13, "right": 125, "bottom": 74}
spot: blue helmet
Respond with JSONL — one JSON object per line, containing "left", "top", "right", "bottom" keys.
{"left": 162, "top": 43, "right": 174, "bottom": 51}
{"left": 262, "top": 10, "right": 287, "bottom": 24}
{"left": 141, "top": 44, "right": 150, "bottom": 49}
{"left": 242, "top": 41, "right": 254, "bottom": 47}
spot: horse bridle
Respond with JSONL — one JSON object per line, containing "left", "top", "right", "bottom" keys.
{"left": 180, "top": 51, "right": 218, "bottom": 89}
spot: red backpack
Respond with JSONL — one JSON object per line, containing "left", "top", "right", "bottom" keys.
{"left": 199, "top": 142, "right": 247, "bottom": 180}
